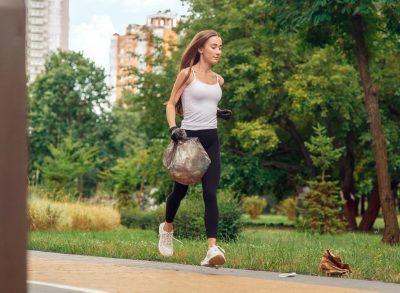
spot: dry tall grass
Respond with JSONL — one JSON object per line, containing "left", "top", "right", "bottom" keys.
{"left": 28, "top": 198, "right": 120, "bottom": 231}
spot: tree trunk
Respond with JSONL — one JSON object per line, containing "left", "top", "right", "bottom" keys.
{"left": 392, "top": 180, "right": 399, "bottom": 214}
{"left": 361, "top": 194, "right": 366, "bottom": 215}
{"left": 359, "top": 181, "right": 380, "bottom": 231}
{"left": 354, "top": 196, "right": 360, "bottom": 217}
{"left": 77, "top": 177, "right": 84, "bottom": 200}
{"left": 340, "top": 131, "right": 357, "bottom": 230}
{"left": 279, "top": 116, "right": 316, "bottom": 176}
{"left": 351, "top": 14, "right": 400, "bottom": 244}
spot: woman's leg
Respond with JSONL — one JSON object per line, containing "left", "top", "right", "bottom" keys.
{"left": 199, "top": 131, "right": 225, "bottom": 266}
{"left": 164, "top": 181, "right": 189, "bottom": 231}
{"left": 159, "top": 181, "right": 188, "bottom": 257}
{"left": 201, "top": 132, "right": 221, "bottom": 247}
{"left": 181, "top": 129, "right": 224, "bottom": 266}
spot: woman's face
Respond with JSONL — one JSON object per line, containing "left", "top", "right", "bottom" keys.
{"left": 199, "top": 36, "right": 222, "bottom": 65}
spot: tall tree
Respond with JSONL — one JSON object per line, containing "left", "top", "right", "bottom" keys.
{"left": 40, "top": 132, "right": 101, "bottom": 199}
{"left": 29, "top": 50, "right": 117, "bottom": 192}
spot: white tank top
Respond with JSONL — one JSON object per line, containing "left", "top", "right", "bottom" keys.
{"left": 181, "top": 68, "right": 222, "bottom": 130}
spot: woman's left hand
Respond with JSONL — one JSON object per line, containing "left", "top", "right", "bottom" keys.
{"left": 217, "top": 109, "right": 232, "bottom": 120}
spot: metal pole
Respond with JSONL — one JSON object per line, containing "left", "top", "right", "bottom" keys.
{"left": 0, "top": 1, "right": 27, "bottom": 292}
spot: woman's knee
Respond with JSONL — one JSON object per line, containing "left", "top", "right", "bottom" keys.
{"left": 203, "top": 189, "right": 218, "bottom": 205}
{"left": 167, "top": 184, "right": 188, "bottom": 202}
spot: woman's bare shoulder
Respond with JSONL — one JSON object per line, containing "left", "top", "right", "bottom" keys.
{"left": 214, "top": 72, "right": 224, "bottom": 86}
{"left": 178, "top": 67, "right": 192, "bottom": 79}
{"left": 176, "top": 67, "right": 194, "bottom": 86}
{"left": 180, "top": 67, "right": 191, "bottom": 75}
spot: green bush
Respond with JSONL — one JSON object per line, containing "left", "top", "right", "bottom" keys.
{"left": 164, "top": 198, "right": 205, "bottom": 239}
{"left": 166, "top": 187, "right": 243, "bottom": 241}
{"left": 120, "top": 187, "right": 243, "bottom": 241}
{"left": 100, "top": 150, "right": 148, "bottom": 209}
{"left": 217, "top": 190, "right": 243, "bottom": 240}
{"left": 297, "top": 124, "right": 347, "bottom": 234}
{"left": 242, "top": 195, "right": 267, "bottom": 219}
{"left": 121, "top": 207, "right": 159, "bottom": 230}
{"left": 297, "top": 178, "right": 347, "bottom": 234}
{"left": 277, "top": 197, "right": 297, "bottom": 220}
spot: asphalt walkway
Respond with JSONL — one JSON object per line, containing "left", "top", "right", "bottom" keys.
{"left": 28, "top": 250, "right": 400, "bottom": 293}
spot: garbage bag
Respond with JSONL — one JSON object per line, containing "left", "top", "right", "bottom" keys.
{"left": 163, "top": 137, "right": 211, "bottom": 185}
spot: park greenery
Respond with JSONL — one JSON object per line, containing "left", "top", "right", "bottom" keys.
{"left": 27, "top": 0, "right": 400, "bottom": 246}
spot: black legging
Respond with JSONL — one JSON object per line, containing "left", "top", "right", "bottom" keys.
{"left": 165, "top": 129, "right": 220, "bottom": 238}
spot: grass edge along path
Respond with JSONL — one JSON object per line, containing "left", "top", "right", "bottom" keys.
{"left": 29, "top": 227, "right": 400, "bottom": 284}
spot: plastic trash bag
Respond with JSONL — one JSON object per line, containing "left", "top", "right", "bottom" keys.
{"left": 163, "top": 137, "right": 211, "bottom": 185}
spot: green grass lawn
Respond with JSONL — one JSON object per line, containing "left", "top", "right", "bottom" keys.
{"left": 241, "top": 214, "right": 399, "bottom": 232}
{"left": 29, "top": 227, "right": 400, "bottom": 283}
{"left": 241, "top": 214, "right": 295, "bottom": 227}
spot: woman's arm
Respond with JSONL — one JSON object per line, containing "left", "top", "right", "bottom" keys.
{"left": 216, "top": 74, "right": 232, "bottom": 120}
{"left": 217, "top": 74, "right": 225, "bottom": 111}
{"left": 216, "top": 74, "right": 224, "bottom": 112}
{"left": 166, "top": 68, "right": 190, "bottom": 128}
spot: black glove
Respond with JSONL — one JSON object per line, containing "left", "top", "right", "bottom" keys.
{"left": 169, "top": 126, "right": 187, "bottom": 142}
{"left": 217, "top": 109, "right": 232, "bottom": 120}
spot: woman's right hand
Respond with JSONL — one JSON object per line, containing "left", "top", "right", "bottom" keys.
{"left": 169, "top": 127, "right": 187, "bottom": 142}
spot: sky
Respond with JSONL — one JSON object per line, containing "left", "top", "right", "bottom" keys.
{"left": 69, "top": 0, "right": 190, "bottom": 75}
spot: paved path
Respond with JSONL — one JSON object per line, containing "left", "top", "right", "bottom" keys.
{"left": 28, "top": 251, "right": 400, "bottom": 293}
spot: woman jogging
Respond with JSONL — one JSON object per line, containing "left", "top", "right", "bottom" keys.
{"left": 158, "top": 30, "right": 232, "bottom": 267}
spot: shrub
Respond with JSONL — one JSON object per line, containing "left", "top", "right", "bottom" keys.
{"left": 163, "top": 198, "right": 205, "bottom": 239}
{"left": 28, "top": 198, "right": 63, "bottom": 231}
{"left": 120, "top": 187, "right": 243, "bottom": 241}
{"left": 297, "top": 178, "right": 347, "bottom": 234}
{"left": 101, "top": 138, "right": 173, "bottom": 208}
{"left": 63, "top": 203, "right": 121, "bottom": 230}
{"left": 217, "top": 189, "right": 243, "bottom": 240}
{"left": 120, "top": 202, "right": 203, "bottom": 237}
{"left": 28, "top": 198, "right": 121, "bottom": 231}
{"left": 170, "top": 188, "right": 242, "bottom": 240}
{"left": 121, "top": 207, "right": 159, "bottom": 230}
{"left": 242, "top": 195, "right": 267, "bottom": 219}
{"left": 297, "top": 124, "right": 347, "bottom": 234}
{"left": 100, "top": 151, "right": 148, "bottom": 210}
{"left": 277, "top": 197, "right": 297, "bottom": 220}
{"left": 139, "top": 138, "right": 173, "bottom": 203}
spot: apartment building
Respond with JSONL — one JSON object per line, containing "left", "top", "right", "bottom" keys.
{"left": 109, "top": 12, "right": 178, "bottom": 105}
{"left": 26, "top": 0, "right": 69, "bottom": 83}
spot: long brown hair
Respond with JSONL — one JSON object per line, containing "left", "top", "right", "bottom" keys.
{"left": 173, "top": 30, "right": 221, "bottom": 116}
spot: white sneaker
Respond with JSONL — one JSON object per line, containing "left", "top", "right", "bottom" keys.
{"left": 200, "top": 245, "right": 226, "bottom": 267}
{"left": 158, "top": 222, "right": 176, "bottom": 257}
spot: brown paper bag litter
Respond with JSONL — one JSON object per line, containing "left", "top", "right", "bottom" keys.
{"left": 319, "top": 250, "right": 352, "bottom": 276}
